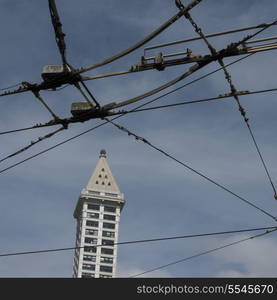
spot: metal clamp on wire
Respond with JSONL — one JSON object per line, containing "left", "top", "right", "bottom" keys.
{"left": 154, "top": 52, "right": 165, "bottom": 71}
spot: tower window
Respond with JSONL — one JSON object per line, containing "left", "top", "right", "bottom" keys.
{"left": 101, "top": 248, "right": 114, "bottom": 255}
{"left": 102, "top": 231, "right": 115, "bottom": 238}
{"left": 85, "top": 229, "right": 98, "bottom": 236}
{"left": 82, "top": 272, "right": 95, "bottom": 278}
{"left": 83, "top": 255, "right": 96, "bottom": 262}
{"left": 104, "top": 206, "right": 116, "bottom": 213}
{"left": 83, "top": 264, "right": 95, "bottom": 271}
{"left": 100, "top": 257, "right": 113, "bottom": 264}
{"left": 102, "top": 239, "right": 114, "bottom": 246}
{"left": 87, "top": 204, "right": 100, "bottom": 211}
{"left": 105, "top": 175, "right": 108, "bottom": 179}
{"left": 103, "top": 222, "right": 115, "bottom": 229}
{"left": 86, "top": 220, "right": 99, "bottom": 228}
{"left": 99, "top": 174, "right": 102, "bottom": 178}
{"left": 102, "top": 182, "right": 105, "bottom": 185}
{"left": 102, "top": 168, "right": 105, "bottom": 172}
{"left": 96, "top": 181, "right": 98, "bottom": 184}
{"left": 84, "top": 237, "right": 97, "bottom": 244}
{"left": 84, "top": 246, "right": 97, "bottom": 253}
{"left": 104, "top": 214, "right": 116, "bottom": 221}
{"left": 108, "top": 182, "right": 111, "bottom": 186}
{"left": 100, "top": 265, "right": 113, "bottom": 273}
{"left": 87, "top": 212, "right": 99, "bottom": 219}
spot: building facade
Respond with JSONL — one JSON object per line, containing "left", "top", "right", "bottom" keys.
{"left": 73, "top": 150, "right": 125, "bottom": 278}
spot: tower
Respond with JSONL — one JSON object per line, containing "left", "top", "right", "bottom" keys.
{"left": 73, "top": 150, "right": 125, "bottom": 278}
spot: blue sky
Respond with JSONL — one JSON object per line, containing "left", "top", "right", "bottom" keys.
{"left": 0, "top": 0, "right": 277, "bottom": 277}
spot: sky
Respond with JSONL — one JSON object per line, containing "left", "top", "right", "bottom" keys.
{"left": 0, "top": 0, "right": 277, "bottom": 277}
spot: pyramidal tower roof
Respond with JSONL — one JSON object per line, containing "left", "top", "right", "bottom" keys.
{"left": 85, "top": 149, "right": 121, "bottom": 194}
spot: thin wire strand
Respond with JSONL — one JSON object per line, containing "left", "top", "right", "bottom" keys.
{"left": 112, "top": 87, "right": 277, "bottom": 116}
{"left": 0, "top": 83, "right": 21, "bottom": 91}
{"left": 105, "top": 118, "right": 277, "bottom": 221}
{"left": 0, "top": 54, "right": 255, "bottom": 137}
{"left": 130, "top": 228, "right": 277, "bottom": 277}
{"left": 0, "top": 54, "right": 256, "bottom": 173}
{"left": 178, "top": 2, "right": 277, "bottom": 198}
{"left": 75, "top": 0, "right": 203, "bottom": 74}
{"left": 0, "top": 225, "right": 276, "bottom": 258}
{"left": 0, "top": 126, "right": 66, "bottom": 164}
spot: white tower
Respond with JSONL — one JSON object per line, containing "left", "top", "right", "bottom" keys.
{"left": 73, "top": 150, "right": 125, "bottom": 278}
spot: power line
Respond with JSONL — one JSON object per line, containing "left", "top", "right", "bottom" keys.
{"left": 177, "top": 1, "right": 277, "bottom": 199}
{"left": 130, "top": 228, "right": 277, "bottom": 277}
{"left": 111, "top": 87, "right": 277, "bottom": 116}
{"left": 144, "top": 21, "right": 277, "bottom": 52}
{"left": 0, "top": 53, "right": 254, "bottom": 137}
{"left": 0, "top": 83, "right": 21, "bottom": 91}
{"left": 0, "top": 225, "right": 276, "bottom": 258}
{"left": 0, "top": 54, "right": 256, "bottom": 173}
{"left": 0, "top": 120, "right": 109, "bottom": 175}
{"left": 75, "top": 0, "right": 203, "bottom": 74}
{"left": 105, "top": 118, "right": 277, "bottom": 221}
{"left": 0, "top": 126, "right": 66, "bottom": 164}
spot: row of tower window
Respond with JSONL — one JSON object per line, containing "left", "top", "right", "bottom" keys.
{"left": 87, "top": 204, "right": 117, "bottom": 213}
{"left": 83, "top": 255, "right": 113, "bottom": 264}
{"left": 82, "top": 273, "right": 112, "bottom": 278}
{"left": 85, "top": 229, "right": 115, "bottom": 238}
{"left": 86, "top": 220, "right": 116, "bottom": 229}
{"left": 86, "top": 213, "right": 116, "bottom": 221}
{"left": 84, "top": 237, "right": 114, "bottom": 246}
{"left": 84, "top": 246, "right": 114, "bottom": 255}
{"left": 82, "top": 264, "right": 113, "bottom": 273}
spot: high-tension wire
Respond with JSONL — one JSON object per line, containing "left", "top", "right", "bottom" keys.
{"left": 0, "top": 126, "right": 66, "bottom": 164}
{"left": 0, "top": 53, "right": 254, "bottom": 137}
{"left": 176, "top": 0, "right": 277, "bottom": 199}
{"left": 130, "top": 228, "right": 277, "bottom": 277}
{"left": 76, "top": 0, "right": 203, "bottom": 74}
{"left": 0, "top": 53, "right": 257, "bottom": 172}
{"left": 111, "top": 87, "right": 277, "bottom": 116}
{"left": 48, "top": 0, "right": 68, "bottom": 68}
{"left": 105, "top": 118, "right": 276, "bottom": 221}
{"left": 0, "top": 225, "right": 276, "bottom": 258}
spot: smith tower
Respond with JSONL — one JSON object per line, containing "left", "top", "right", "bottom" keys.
{"left": 73, "top": 150, "right": 125, "bottom": 278}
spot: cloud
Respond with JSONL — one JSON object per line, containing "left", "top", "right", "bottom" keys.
{"left": 211, "top": 233, "right": 277, "bottom": 277}
{"left": 117, "top": 264, "right": 172, "bottom": 278}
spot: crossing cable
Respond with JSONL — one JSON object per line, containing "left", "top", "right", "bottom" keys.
{"left": 31, "top": 90, "right": 60, "bottom": 120}
{"left": 48, "top": 0, "right": 68, "bottom": 68}
{"left": 176, "top": 0, "right": 277, "bottom": 199}
{"left": 75, "top": 0, "right": 203, "bottom": 74}
{"left": 110, "top": 87, "right": 277, "bottom": 116}
{"left": 105, "top": 118, "right": 277, "bottom": 221}
{"left": 0, "top": 83, "right": 22, "bottom": 91}
{"left": 0, "top": 225, "right": 276, "bottom": 258}
{"left": 0, "top": 53, "right": 255, "bottom": 142}
{"left": 0, "top": 126, "right": 67, "bottom": 164}
{"left": 130, "top": 227, "right": 277, "bottom": 277}
{"left": 96, "top": 42, "right": 256, "bottom": 111}
{"left": 0, "top": 54, "right": 256, "bottom": 168}
{"left": 144, "top": 21, "right": 277, "bottom": 52}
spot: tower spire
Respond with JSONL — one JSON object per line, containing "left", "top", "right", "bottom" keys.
{"left": 85, "top": 149, "right": 121, "bottom": 194}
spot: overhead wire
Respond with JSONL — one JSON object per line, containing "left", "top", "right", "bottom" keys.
{"left": 144, "top": 21, "right": 277, "bottom": 52}
{"left": 176, "top": 0, "right": 277, "bottom": 199}
{"left": 0, "top": 53, "right": 256, "bottom": 169}
{"left": 130, "top": 228, "right": 277, "bottom": 277}
{"left": 105, "top": 118, "right": 277, "bottom": 221}
{"left": 75, "top": 0, "right": 204, "bottom": 74}
{"left": 0, "top": 225, "right": 276, "bottom": 258}
{"left": 110, "top": 87, "right": 277, "bottom": 116}
{"left": 0, "top": 126, "right": 66, "bottom": 164}
{"left": 0, "top": 83, "right": 22, "bottom": 91}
